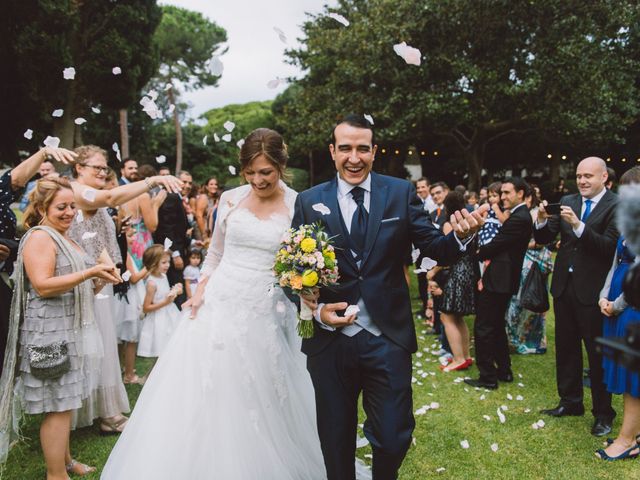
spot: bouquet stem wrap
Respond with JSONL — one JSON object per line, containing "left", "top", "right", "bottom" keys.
{"left": 297, "top": 301, "right": 315, "bottom": 338}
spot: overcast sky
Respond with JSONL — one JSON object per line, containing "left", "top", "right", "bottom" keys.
{"left": 161, "top": 0, "right": 334, "bottom": 118}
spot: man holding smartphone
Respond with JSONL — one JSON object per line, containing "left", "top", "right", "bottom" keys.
{"left": 534, "top": 157, "right": 619, "bottom": 436}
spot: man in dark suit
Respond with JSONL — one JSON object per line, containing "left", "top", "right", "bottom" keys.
{"left": 465, "top": 177, "right": 533, "bottom": 390}
{"left": 153, "top": 171, "right": 190, "bottom": 305}
{"left": 119, "top": 158, "right": 138, "bottom": 185}
{"left": 429, "top": 182, "right": 449, "bottom": 229}
{"left": 535, "top": 157, "right": 619, "bottom": 436}
{"left": 293, "top": 114, "right": 487, "bottom": 480}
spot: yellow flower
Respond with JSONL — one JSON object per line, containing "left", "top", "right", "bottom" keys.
{"left": 290, "top": 274, "right": 303, "bottom": 290}
{"left": 300, "top": 237, "right": 317, "bottom": 253}
{"left": 323, "top": 248, "right": 335, "bottom": 260}
{"left": 302, "top": 270, "right": 319, "bottom": 287}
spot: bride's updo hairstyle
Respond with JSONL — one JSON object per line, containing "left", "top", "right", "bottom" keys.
{"left": 23, "top": 177, "right": 74, "bottom": 228}
{"left": 239, "top": 128, "right": 292, "bottom": 182}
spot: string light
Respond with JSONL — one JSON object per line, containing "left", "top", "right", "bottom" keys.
{"left": 408, "top": 150, "right": 413, "bottom": 155}
{"left": 433, "top": 151, "right": 438, "bottom": 156}
{"left": 561, "top": 155, "right": 567, "bottom": 160}
{"left": 395, "top": 149, "right": 400, "bottom": 155}
{"left": 622, "top": 158, "right": 627, "bottom": 162}
{"left": 421, "top": 151, "right": 426, "bottom": 156}
{"left": 606, "top": 157, "right": 611, "bottom": 162}
{"left": 381, "top": 148, "right": 386, "bottom": 153}
{"left": 547, "top": 154, "right": 552, "bottom": 159}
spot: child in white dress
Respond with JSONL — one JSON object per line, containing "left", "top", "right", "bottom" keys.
{"left": 117, "top": 229, "right": 149, "bottom": 384}
{"left": 137, "top": 245, "right": 182, "bottom": 367}
{"left": 182, "top": 248, "right": 203, "bottom": 299}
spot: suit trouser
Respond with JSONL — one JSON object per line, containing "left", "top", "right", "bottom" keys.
{"left": 416, "top": 271, "right": 428, "bottom": 312}
{"left": 0, "top": 278, "right": 10, "bottom": 376}
{"left": 553, "top": 275, "right": 615, "bottom": 420}
{"left": 307, "top": 330, "right": 414, "bottom": 480}
{"left": 474, "top": 290, "right": 512, "bottom": 383}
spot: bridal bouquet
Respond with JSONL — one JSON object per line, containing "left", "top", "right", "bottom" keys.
{"left": 273, "top": 223, "right": 339, "bottom": 338}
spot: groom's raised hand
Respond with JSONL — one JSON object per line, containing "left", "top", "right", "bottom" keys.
{"left": 450, "top": 203, "right": 489, "bottom": 239}
{"left": 320, "top": 302, "right": 357, "bottom": 327}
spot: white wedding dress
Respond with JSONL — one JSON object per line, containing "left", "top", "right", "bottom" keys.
{"left": 101, "top": 184, "right": 327, "bottom": 479}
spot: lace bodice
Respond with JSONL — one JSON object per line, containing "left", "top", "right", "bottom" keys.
{"left": 201, "top": 183, "right": 296, "bottom": 278}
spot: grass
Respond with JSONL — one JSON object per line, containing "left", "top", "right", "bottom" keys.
{"left": 3, "top": 276, "right": 639, "bottom": 479}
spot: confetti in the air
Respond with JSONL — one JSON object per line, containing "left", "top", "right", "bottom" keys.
{"left": 156, "top": 155, "right": 166, "bottom": 164}
{"left": 223, "top": 121, "right": 235, "bottom": 132}
{"left": 222, "top": 134, "right": 232, "bottom": 142}
{"left": 163, "top": 238, "right": 173, "bottom": 251}
{"left": 52, "top": 109, "right": 64, "bottom": 118}
{"left": 312, "top": 203, "right": 331, "bottom": 215}
{"left": 345, "top": 305, "right": 360, "bottom": 317}
{"left": 121, "top": 271, "right": 132, "bottom": 282}
{"left": 23, "top": 129, "right": 33, "bottom": 139}
{"left": 202, "top": 136, "right": 208, "bottom": 146}
{"left": 43, "top": 136, "right": 61, "bottom": 148}
{"left": 167, "top": 104, "right": 175, "bottom": 115}
{"left": 91, "top": 106, "right": 101, "bottom": 114}
{"left": 164, "top": 83, "right": 173, "bottom": 91}
{"left": 81, "top": 232, "right": 97, "bottom": 240}
{"left": 273, "top": 26, "right": 287, "bottom": 43}
{"left": 364, "top": 114, "right": 374, "bottom": 125}
{"left": 208, "top": 56, "right": 224, "bottom": 76}
{"left": 74, "top": 118, "right": 87, "bottom": 125}
{"left": 228, "top": 165, "right": 237, "bottom": 175}
{"left": 236, "top": 139, "right": 245, "bottom": 149}
{"left": 328, "top": 12, "right": 350, "bottom": 26}
{"left": 112, "top": 66, "right": 122, "bottom": 75}
{"left": 393, "top": 41, "right": 422, "bottom": 66}
{"left": 63, "top": 67, "right": 76, "bottom": 80}
{"left": 112, "top": 142, "right": 121, "bottom": 162}
{"left": 214, "top": 133, "right": 220, "bottom": 142}
{"left": 267, "top": 78, "right": 286, "bottom": 89}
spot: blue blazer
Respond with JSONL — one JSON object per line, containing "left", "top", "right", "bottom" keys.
{"left": 292, "top": 172, "right": 463, "bottom": 355}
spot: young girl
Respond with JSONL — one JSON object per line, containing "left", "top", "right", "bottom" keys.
{"left": 117, "top": 228, "right": 149, "bottom": 385}
{"left": 137, "top": 245, "right": 183, "bottom": 369}
{"left": 477, "top": 182, "right": 509, "bottom": 290}
{"left": 182, "top": 249, "right": 203, "bottom": 299}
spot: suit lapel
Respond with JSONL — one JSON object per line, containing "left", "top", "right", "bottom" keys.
{"left": 584, "top": 189, "right": 612, "bottom": 225}
{"left": 321, "top": 180, "right": 358, "bottom": 272}
{"left": 361, "top": 173, "right": 388, "bottom": 268}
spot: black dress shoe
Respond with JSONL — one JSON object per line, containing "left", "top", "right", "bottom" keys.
{"left": 498, "top": 372, "right": 514, "bottom": 383}
{"left": 591, "top": 418, "right": 613, "bottom": 437}
{"left": 540, "top": 404, "right": 585, "bottom": 417}
{"left": 464, "top": 378, "right": 498, "bottom": 390}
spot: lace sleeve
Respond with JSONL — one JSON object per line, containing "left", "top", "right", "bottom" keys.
{"left": 200, "top": 190, "right": 231, "bottom": 279}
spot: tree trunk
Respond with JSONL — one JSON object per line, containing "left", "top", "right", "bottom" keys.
{"left": 52, "top": 79, "right": 79, "bottom": 149}
{"left": 308, "top": 150, "right": 314, "bottom": 187}
{"left": 119, "top": 109, "right": 129, "bottom": 159}
{"left": 167, "top": 87, "right": 182, "bottom": 174}
{"left": 466, "top": 135, "right": 485, "bottom": 191}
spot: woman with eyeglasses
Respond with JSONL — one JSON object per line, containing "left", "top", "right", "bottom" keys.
{"left": 66, "top": 145, "right": 182, "bottom": 436}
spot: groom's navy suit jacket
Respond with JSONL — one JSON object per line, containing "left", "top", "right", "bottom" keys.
{"left": 292, "top": 172, "right": 464, "bottom": 356}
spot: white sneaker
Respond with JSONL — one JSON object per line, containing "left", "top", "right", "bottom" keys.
{"left": 432, "top": 348, "right": 448, "bottom": 357}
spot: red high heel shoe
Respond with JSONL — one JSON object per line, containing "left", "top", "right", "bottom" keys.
{"left": 442, "top": 358, "right": 473, "bottom": 372}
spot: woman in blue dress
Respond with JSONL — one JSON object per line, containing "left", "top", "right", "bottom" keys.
{"left": 597, "top": 166, "right": 640, "bottom": 461}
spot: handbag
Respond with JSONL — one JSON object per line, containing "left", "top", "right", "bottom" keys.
{"left": 519, "top": 263, "right": 550, "bottom": 313}
{"left": 26, "top": 341, "right": 71, "bottom": 380}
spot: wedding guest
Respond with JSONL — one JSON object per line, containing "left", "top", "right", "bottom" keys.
{"left": 414, "top": 177, "right": 436, "bottom": 321}
{"left": 195, "top": 177, "right": 219, "bottom": 242}
{"left": 505, "top": 190, "right": 553, "bottom": 354}
{"left": 183, "top": 248, "right": 203, "bottom": 299}
{"left": 0, "top": 147, "right": 76, "bottom": 376}
{"left": 479, "top": 186, "right": 488, "bottom": 205}
{"left": 596, "top": 166, "right": 640, "bottom": 460}
{"left": 67, "top": 145, "right": 181, "bottom": 434}
{"left": 465, "top": 178, "right": 533, "bottom": 389}
{"left": 429, "top": 182, "right": 449, "bottom": 229}
{"left": 535, "top": 157, "right": 618, "bottom": 437}
{"left": 137, "top": 245, "right": 182, "bottom": 373}
{"left": 0, "top": 177, "right": 120, "bottom": 477}
{"left": 465, "top": 191, "right": 479, "bottom": 211}
{"left": 435, "top": 191, "right": 477, "bottom": 372}
{"left": 119, "top": 158, "right": 139, "bottom": 185}
{"left": 606, "top": 167, "right": 616, "bottom": 191}
{"left": 18, "top": 159, "right": 57, "bottom": 212}
{"left": 415, "top": 177, "right": 437, "bottom": 213}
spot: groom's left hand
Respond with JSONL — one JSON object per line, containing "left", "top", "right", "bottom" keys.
{"left": 450, "top": 203, "right": 489, "bottom": 239}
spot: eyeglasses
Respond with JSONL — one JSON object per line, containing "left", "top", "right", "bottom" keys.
{"left": 81, "top": 164, "right": 109, "bottom": 174}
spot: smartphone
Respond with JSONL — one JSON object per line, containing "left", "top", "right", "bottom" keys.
{"left": 545, "top": 203, "right": 561, "bottom": 215}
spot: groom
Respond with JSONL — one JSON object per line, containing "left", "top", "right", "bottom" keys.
{"left": 292, "top": 114, "right": 486, "bottom": 480}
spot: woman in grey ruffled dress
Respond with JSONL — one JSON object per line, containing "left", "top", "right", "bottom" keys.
{"left": 0, "top": 177, "right": 120, "bottom": 478}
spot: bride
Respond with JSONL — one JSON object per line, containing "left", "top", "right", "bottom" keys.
{"left": 101, "top": 128, "right": 327, "bottom": 479}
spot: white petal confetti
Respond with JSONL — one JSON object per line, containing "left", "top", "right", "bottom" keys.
{"left": 208, "top": 56, "right": 224, "bottom": 76}
{"left": 112, "top": 66, "right": 122, "bottom": 75}
{"left": 163, "top": 238, "right": 173, "bottom": 251}
{"left": 393, "top": 41, "right": 422, "bottom": 66}
{"left": 536, "top": 419, "right": 545, "bottom": 428}
{"left": 328, "top": 12, "right": 350, "bottom": 26}
{"left": 276, "top": 301, "right": 286, "bottom": 313}
{"left": 223, "top": 121, "right": 235, "bottom": 132}
{"left": 91, "top": 106, "right": 101, "bottom": 114}
{"left": 81, "top": 187, "right": 97, "bottom": 202}
{"left": 202, "top": 135, "right": 208, "bottom": 146}
{"left": 501, "top": 405, "right": 509, "bottom": 411}
{"left": 483, "top": 415, "right": 491, "bottom": 421}
{"left": 74, "top": 117, "right": 87, "bottom": 125}
{"left": 497, "top": 408, "right": 506, "bottom": 423}
{"left": 236, "top": 139, "right": 245, "bottom": 149}
{"left": 506, "top": 393, "right": 513, "bottom": 400}
{"left": 164, "top": 83, "right": 173, "bottom": 91}
{"left": 420, "top": 257, "right": 437, "bottom": 271}
{"left": 112, "top": 142, "right": 121, "bottom": 162}
{"left": 411, "top": 249, "right": 420, "bottom": 263}
{"left": 81, "top": 231, "right": 97, "bottom": 240}
{"left": 518, "top": 382, "right": 525, "bottom": 387}
{"left": 364, "top": 113, "right": 374, "bottom": 125}
{"left": 516, "top": 395, "right": 524, "bottom": 401}
{"left": 273, "top": 26, "right": 287, "bottom": 43}
{"left": 460, "top": 439, "right": 470, "bottom": 449}
{"left": 76, "top": 210, "right": 84, "bottom": 223}
{"left": 312, "top": 203, "right": 331, "bottom": 215}
{"left": 167, "top": 104, "right": 175, "bottom": 114}
{"left": 345, "top": 305, "right": 360, "bottom": 316}
{"left": 356, "top": 435, "right": 369, "bottom": 448}
{"left": 267, "top": 78, "right": 285, "bottom": 89}
{"left": 479, "top": 394, "right": 486, "bottom": 400}
{"left": 156, "top": 155, "right": 166, "bottom": 164}
{"left": 214, "top": 133, "right": 220, "bottom": 142}
{"left": 23, "top": 129, "right": 33, "bottom": 139}
{"left": 532, "top": 423, "right": 539, "bottom": 430}
{"left": 63, "top": 67, "right": 76, "bottom": 80}
{"left": 524, "top": 408, "right": 531, "bottom": 413}
{"left": 491, "top": 443, "right": 499, "bottom": 452}
{"left": 122, "top": 271, "right": 132, "bottom": 282}
{"left": 430, "top": 402, "right": 440, "bottom": 409}
{"left": 52, "top": 109, "right": 64, "bottom": 117}
{"left": 222, "top": 134, "right": 232, "bottom": 142}
{"left": 228, "top": 165, "right": 237, "bottom": 175}
{"left": 436, "top": 467, "right": 446, "bottom": 473}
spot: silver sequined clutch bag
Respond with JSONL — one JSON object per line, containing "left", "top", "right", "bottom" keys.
{"left": 27, "top": 341, "right": 71, "bottom": 380}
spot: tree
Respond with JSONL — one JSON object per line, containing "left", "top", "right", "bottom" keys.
{"left": 153, "top": 5, "right": 227, "bottom": 173}
{"left": 1, "top": 0, "right": 161, "bottom": 153}
{"left": 285, "top": 0, "right": 639, "bottom": 189}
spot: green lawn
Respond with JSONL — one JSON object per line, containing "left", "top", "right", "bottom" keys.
{"left": 4, "top": 277, "right": 638, "bottom": 479}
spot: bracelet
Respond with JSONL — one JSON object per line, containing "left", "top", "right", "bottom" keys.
{"left": 81, "top": 270, "right": 86, "bottom": 282}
